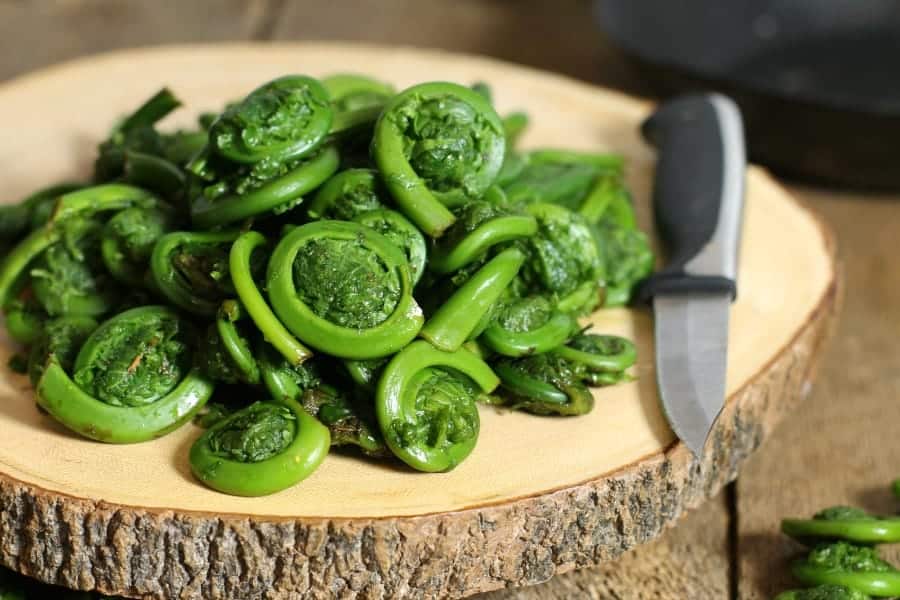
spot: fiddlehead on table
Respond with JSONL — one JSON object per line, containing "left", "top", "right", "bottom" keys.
{"left": 419, "top": 247, "right": 524, "bottom": 352}
{"left": 209, "top": 75, "right": 333, "bottom": 164}
{"left": 188, "top": 143, "right": 339, "bottom": 228}
{"left": 101, "top": 205, "right": 174, "bottom": 286}
{"left": 375, "top": 340, "right": 499, "bottom": 472}
{"left": 229, "top": 230, "right": 313, "bottom": 365}
{"left": 493, "top": 352, "right": 593, "bottom": 416}
{"left": 790, "top": 542, "right": 900, "bottom": 597}
{"left": 150, "top": 230, "right": 239, "bottom": 316}
{"left": 195, "top": 300, "right": 261, "bottom": 385}
{"left": 352, "top": 209, "right": 427, "bottom": 286}
{"left": 35, "top": 305, "right": 214, "bottom": 443}
{"left": 782, "top": 506, "right": 900, "bottom": 546}
{"left": 372, "top": 81, "right": 506, "bottom": 236}
{"left": 512, "top": 202, "right": 605, "bottom": 315}
{"left": 480, "top": 295, "right": 577, "bottom": 357}
{"left": 553, "top": 332, "right": 636, "bottom": 386}
{"left": 266, "top": 220, "right": 423, "bottom": 359}
{"left": 306, "top": 168, "right": 390, "bottom": 221}
{"left": 322, "top": 73, "right": 394, "bottom": 135}
{"left": 189, "top": 397, "right": 330, "bottom": 497}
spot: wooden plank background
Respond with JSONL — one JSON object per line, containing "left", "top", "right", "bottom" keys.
{"left": 2, "top": 2, "right": 899, "bottom": 598}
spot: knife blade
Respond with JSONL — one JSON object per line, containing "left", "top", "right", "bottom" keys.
{"left": 636, "top": 93, "right": 746, "bottom": 458}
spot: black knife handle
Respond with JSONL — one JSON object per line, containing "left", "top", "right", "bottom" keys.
{"left": 634, "top": 93, "right": 745, "bottom": 303}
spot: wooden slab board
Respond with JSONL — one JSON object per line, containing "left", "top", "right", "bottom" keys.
{"left": 0, "top": 44, "right": 837, "bottom": 599}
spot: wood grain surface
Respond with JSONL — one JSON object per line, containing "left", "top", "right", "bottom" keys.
{"left": 0, "top": 2, "right": 895, "bottom": 599}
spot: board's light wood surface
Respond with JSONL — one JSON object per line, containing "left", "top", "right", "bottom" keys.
{"left": 0, "top": 44, "right": 832, "bottom": 520}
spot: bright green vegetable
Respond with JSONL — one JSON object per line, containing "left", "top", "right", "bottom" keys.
{"left": 151, "top": 230, "right": 238, "bottom": 316}
{"left": 554, "top": 333, "right": 636, "bottom": 386}
{"left": 307, "top": 168, "right": 389, "bottom": 220}
{"left": 36, "top": 306, "right": 214, "bottom": 443}
{"left": 229, "top": 230, "right": 313, "bottom": 365}
{"left": 189, "top": 398, "right": 329, "bottom": 496}
{"left": 429, "top": 201, "right": 537, "bottom": 274}
{"left": 481, "top": 296, "right": 577, "bottom": 357}
{"left": 209, "top": 75, "right": 333, "bottom": 164}
{"left": 420, "top": 247, "right": 524, "bottom": 352}
{"left": 196, "top": 300, "right": 260, "bottom": 385}
{"left": 0, "top": 73, "right": 653, "bottom": 498}
{"left": 189, "top": 144, "right": 340, "bottom": 228}
{"left": 376, "top": 341, "right": 498, "bottom": 472}
{"left": 353, "top": 209, "right": 427, "bottom": 286}
{"left": 791, "top": 542, "right": 900, "bottom": 597}
{"left": 372, "top": 81, "right": 506, "bottom": 236}
{"left": 782, "top": 507, "right": 900, "bottom": 546}
{"left": 267, "top": 220, "right": 423, "bottom": 359}
{"left": 100, "top": 206, "right": 173, "bottom": 286}
{"left": 775, "top": 585, "right": 870, "bottom": 600}
{"left": 30, "top": 217, "right": 121, "bottom": 317}
{"left": 514, "top": 202, "right": 605, "bottom": 314}
{"left": 494, "top": 353, "right": 594, "bottom": 416}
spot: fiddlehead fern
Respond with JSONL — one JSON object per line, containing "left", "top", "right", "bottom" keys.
{"left": 429, "top": 200, "right": 537, "bottom": 274}
{"left": 307, "top": 168, "right": 389, "bottom": 220}
{"left": 35, "top": 305, "right": 214, "bottom": 443}
{"left": 30, "top": 217, "right": 121, "bottom": 317}
{"left": 189, "top": 398, "right": 330, "bottom": 497}
{"left": 513, "top": 202, "right": 605, "bottom": 315}
{"left": 229, "top": 230, "right": 313, "bottom": 365}
{"left": 196, "top": 300, "right": 261, "bottom": 385}
{"left": 150, "top": 230, "right": 238, "bottom": 316}
{"left": 554, "top": 333, "right": 636, "bottom": 386}
{"left": 322, "top": 73, "right": 394, "bottom": 135}
{"left": 782, "top": 506, "right": 900, "bottom": 546}
{"left": 209, "top": 75, "right": 333, "bottom": 164}
{"left": 481, "top": 295, "right": 577, "bottom": 357}
{"left": 592, "top": 223, "right": 654, "bottom": 307}
{"left": 101, "top": 206, "right": 173, "bottom": 286}
{"left": 0, "top": 184, "right": 156, "bottom": 309}
{"left": 27, "top": 315, "right": 98, "bottom": 386}
{"left": 791, "top": 542, "right": 900, "bottom": 597}
{"left": 419, "top": 247, "right": 524, "bottom": 352}
{"left": 376, "top": 340, "right": 499, "bottom": 472}
{"left": 266, "top": 220, "right": 423, "bottom": 359}
{"left": 188, "top": 143, "right": 340, "bottom": 228}
{"left": 493, "top": 353, "right": 593, "bottom": 416}
{"left": 353, "top": 209, "right": 427, "bottom": 286}
{"left": 372, "top": 81, "right": 506, "bottom": 236}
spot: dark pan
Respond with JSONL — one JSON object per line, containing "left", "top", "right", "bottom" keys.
{"left": 595, "top": 0, "right": 900, "bottom": 189}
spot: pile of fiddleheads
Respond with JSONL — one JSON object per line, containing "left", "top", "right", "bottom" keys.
{"left": 0, "top": 74, "right": 653, "bottom": 496}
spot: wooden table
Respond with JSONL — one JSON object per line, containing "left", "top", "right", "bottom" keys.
{"left": 2, "top": 2, "right": 898, "bottom": 598}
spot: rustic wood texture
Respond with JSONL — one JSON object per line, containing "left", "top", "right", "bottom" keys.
{"left": 736, "top": 192, "right": 900, "bottom": 599}
{"left": 484, "top": 493, "right": 733, "bottom": 600}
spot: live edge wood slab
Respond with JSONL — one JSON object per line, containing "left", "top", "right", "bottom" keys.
{"left": 0, "top": 44, "right": 837, "bottom": 600}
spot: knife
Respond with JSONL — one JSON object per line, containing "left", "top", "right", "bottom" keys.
{"left": 636, "top": 93, "right": 746, "bottom": 458}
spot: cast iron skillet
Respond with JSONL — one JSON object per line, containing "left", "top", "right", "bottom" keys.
{"left": 596, "top": 0, "right": 900, "bottom": 189}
